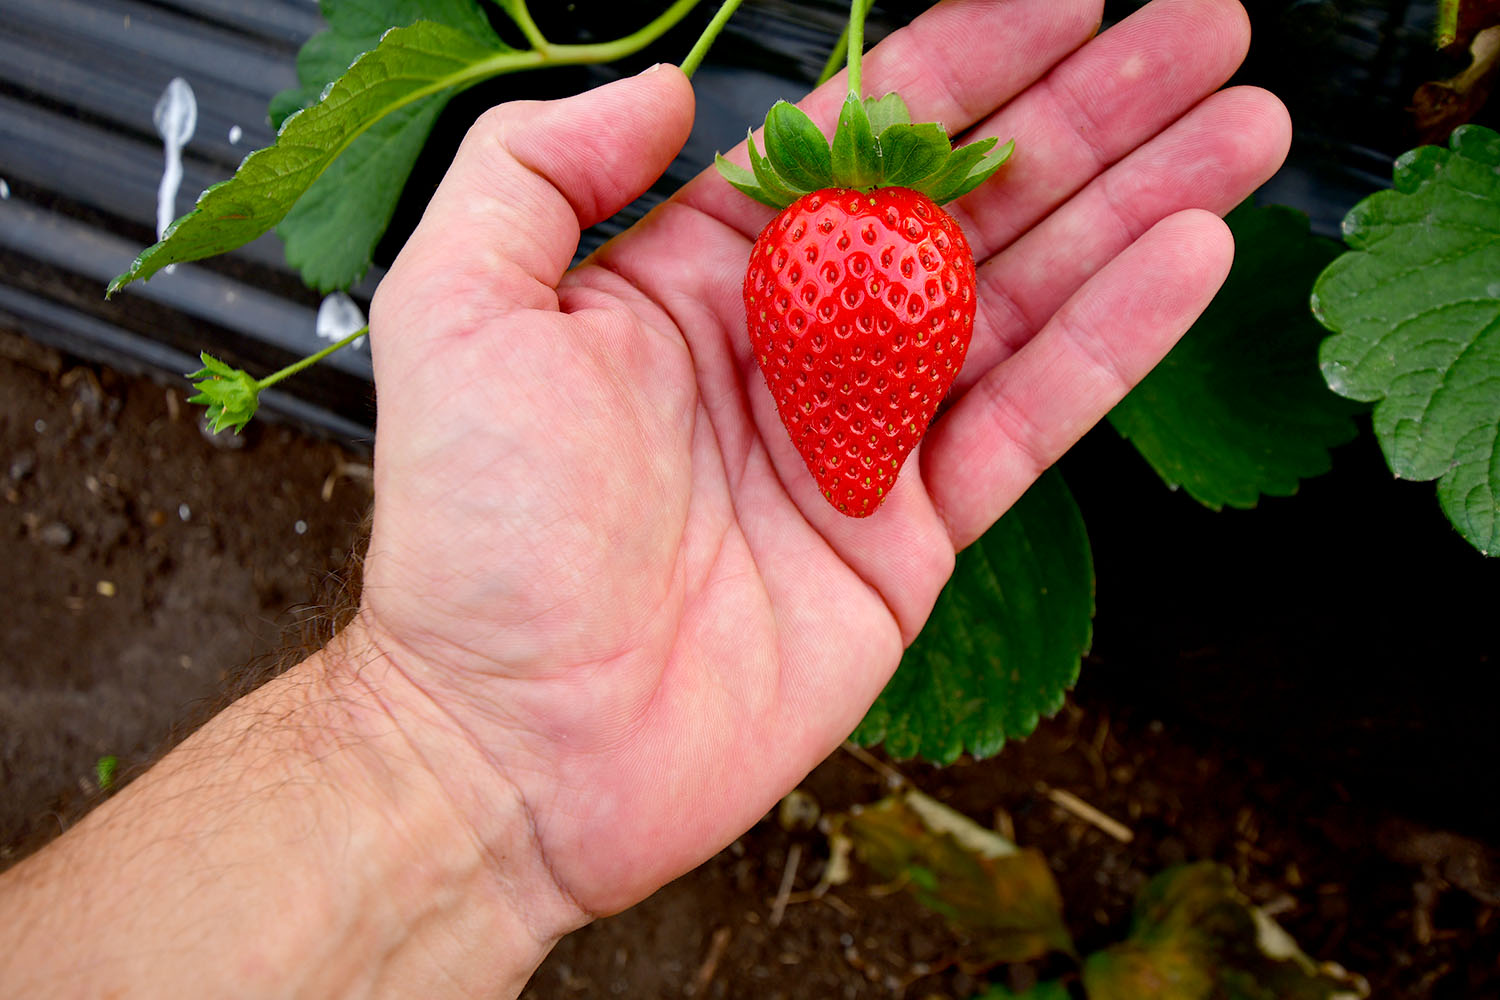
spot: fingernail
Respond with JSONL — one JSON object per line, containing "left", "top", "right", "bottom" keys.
{"left": 639, "top": 62, "right": 666, "bottom": 75}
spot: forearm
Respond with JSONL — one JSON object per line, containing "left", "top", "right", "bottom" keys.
{"left": 0, "top": 621, "right": 578, "bottom": 999}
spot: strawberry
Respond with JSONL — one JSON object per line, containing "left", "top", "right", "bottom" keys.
{"left": 717, "top": 95, "right": 1020, "bottom": 515}
{"left": 717, "top": 95, "right": 1013, "bottom": 517}
{"left": 744, "top": 186, "right": 976, "bottom": 515}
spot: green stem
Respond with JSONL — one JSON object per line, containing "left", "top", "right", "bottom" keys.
{"left": 1438, "top": 0, "right": 1460, "bottom": 46}
{"left": 821, "top": 0, "right": 873, "bottom": 88}
{"left": 680, "top": 0, "right": 744, "bottom": 79}
{"left": 255, "top": 327, "right": 369, "bottom": 392}
{"left": 817, "top": 24, "right": 850, "bottom": 86}
{"left": 546, "top": 0, "right": 707, "bottom": 64}
{"left": 846, "top": 0, "right": 867, "bottom": 97}
{"left": 493, "top": 0, "right": 551, "bottom": 53}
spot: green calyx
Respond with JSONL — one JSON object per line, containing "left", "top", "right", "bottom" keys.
{"left": 186, "top": 353, "right": 261, "bottom": 434}
{"left": 715, "top": 93, "right": 1014, "bottom": 210}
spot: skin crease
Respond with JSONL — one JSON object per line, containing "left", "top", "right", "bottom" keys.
{"left": 0, "top": 1, "right": 1291, "bottom": 997}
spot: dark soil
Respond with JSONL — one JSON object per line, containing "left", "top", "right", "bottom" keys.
{"left": 2, "top": 328, "right": 1496, "bottom": 999}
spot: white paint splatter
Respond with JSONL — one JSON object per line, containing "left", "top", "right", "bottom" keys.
{"left": 153, "top": 77, "right": 197, "bottom": 274}
{"left": 228, "top": 125, "right": 242, "bottom": 145}
{"left": 317, "top": 292, "right": 367, "bottom": 350}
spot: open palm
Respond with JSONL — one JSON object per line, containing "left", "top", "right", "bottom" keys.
{"left": 357, "top": 0, "right": 1287, "bottom": 922}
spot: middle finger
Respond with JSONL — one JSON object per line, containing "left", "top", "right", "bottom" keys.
{"left": 947, "top": 0, "right": 1254, "bottom": 262}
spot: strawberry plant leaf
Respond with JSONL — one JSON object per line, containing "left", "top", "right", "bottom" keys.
{"left": 748, "top": 132, "right": 804, "bottom": 206}
{"left": 1108, "top": 203, "right": 1362, "bottom": 509}
{"left": 863, "top": 92, "right": 912, "bottom": 134}
{"left": 265, "top": 0, "right": 505, "bottom": 291}
{"left": 1083, "top": 863, "right": 1370, "bottom": 1000}
{"left": 1313, "top": 124, "right": 1500, "bottom": 555}
{"left": 852, "top": 469, "right": 1094, "bottom": 764}
{"left": 878, "top": 122, "right": 951, "bottom": 187}
{"left": 831, "top": 94, "right": 881, "bottom": 188}
{"left": 763, "top": 100, "right": 834, "bottom": 192}
{"left": 839, "top": 790, "right": 1075, "bottom": 969}
{"left": 278, "top": 98, "right": 449, "bottom": 291}
{"left": 268, "top": 0, "right": 495, "bottom": 129}
{"left": 922, "top": 137, "right": 1010, "bottom": 204}
{"left": 932, "top": 139, "right": 1016, "bottom": 203}
{"left": 109, "top": 16, "right": 510, "bottom": 295}
{"left": 715, "top": 152, "right": 782, "bottom": 209}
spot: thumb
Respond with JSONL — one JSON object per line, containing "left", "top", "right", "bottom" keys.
{"left": 378, "top": 65, "right": 696, "bottom": 319}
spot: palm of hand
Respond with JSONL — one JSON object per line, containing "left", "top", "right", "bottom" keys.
{"left": 359, "top": 0, "right": 1287, "bottom": 918}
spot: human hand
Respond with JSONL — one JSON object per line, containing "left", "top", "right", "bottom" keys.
{"left": 353, "top": 0, "right": 1288, "bottom": 936}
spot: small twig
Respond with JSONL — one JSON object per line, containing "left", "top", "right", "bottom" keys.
{"left": 688, "top": 926, "right": 732, "bottom": 996}
{"left": 321, "top": 457, "right": 373, "bottom": 502}
{"left": 769, "top": 842, "right": 802, "bottom": 927}
{"left": 817, "top": 892, "right": 855, "bottom": 918}
{"left": 865, "top": 871, "right": 913, "bottom": 898}
{"left": 1039, "top": 783, "right": 1134, "bottom": 843}
{"left": 840, "top": 741, "right": 908, "bottom": 789}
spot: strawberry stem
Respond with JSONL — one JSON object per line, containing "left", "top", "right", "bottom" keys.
{"left": 817, "top": 0, "right": 871, "bottom": 87}
{"left": 680, "top": 0, "right": 745, "bottom": 79}
{"left": 256, "top": 327, "right": 369, "bottom": 392}
{"left": 846, "top": 0, "right": 868, "bottom": 97}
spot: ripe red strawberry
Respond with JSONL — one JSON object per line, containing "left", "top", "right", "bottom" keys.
{"left": 717, "top": 94, "right": 1012, "bottom": 516}
{"left": 745, "top": 186, "right": 977, "bottom": 516}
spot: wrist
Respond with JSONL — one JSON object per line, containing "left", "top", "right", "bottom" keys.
{"left": 297, "top": 615, "right": 589, "bottom": 993}
{"left": 0, "top": 618, "right": 582, "bottom": 1000}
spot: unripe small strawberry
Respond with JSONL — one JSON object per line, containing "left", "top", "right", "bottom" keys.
{"left": 717, "top": 93, "right": 1012, "bottom": 517}
{"left": 745, "top": 186, "right": 977, "bottom": 516}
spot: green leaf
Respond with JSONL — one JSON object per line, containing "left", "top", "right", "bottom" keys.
{"left": 930, "top": 138, "right": 1015, "bottom": 203}
{"left": 877, "top": 122, "right": 951, "bottom": 187}
{"left": 714, "top": 152, "right": 781, "bottom": 209}
{"left": 1083, "top": 863, "right": 1370, "bottom": 1000}
{"left": 1313, "top": 124, "right": 1500, "bottom": 555}
{"left": 831, "top": 94, "right": 881, "bottom": 188}
{"left": 261, "top": 0, "right": 504, "bottom": 289}
{"left": 916, "top": 136, "right": 999, "bottom": 204}
{"left": 109, "top": 18, "right": 509, "bottom": 295}
{"left": 762, "top": 100, "right": 833, "bottom": 192}
{"left": 1109, "top": 203, "right": 1362, "bottom": 509}
{"left": 863, "top": 92, "right": 912, "bottom": 134}
{"left": 747, "top": 132, "right": 804, "bottom": 206}
{"left": 840, "top": 790, "right": 1075, "bottom": 970}
{"left": 851, "top": 468, "right": 1094, "bottom": 764}
{"left": 274, "top": 5, "right": 485, "bottom": 131}
{"left": 278, "top": 97, "right": 449, "bottom": 291}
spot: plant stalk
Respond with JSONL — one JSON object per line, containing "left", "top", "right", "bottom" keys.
{"left": 256, "top": 327, "right": 369, "bottom": 391}
{"left": 846, "top": 0, "right": 867, "bottom": 97}
{"left": 817, "top": 0, "right": 872, "bottom": 87}
{"left": 493, "top": 0, "right": 551, "bottom": 52}
{"left": 1438, "top": 0, "right": 1460, "bottom": 47}
{"left": 680, "top": 0, "right": 745, "bottom": 79}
